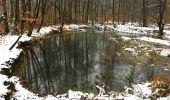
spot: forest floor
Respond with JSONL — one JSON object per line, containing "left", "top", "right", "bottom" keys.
{"left": 0, "top": 22, "right": 170, "bottom": 99}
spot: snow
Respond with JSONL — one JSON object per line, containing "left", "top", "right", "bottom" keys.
{"left": 0, "top": 22, "right": 170, "bottom": 99}
{"left": 109, "top": 37, "right": 117, "bottom": 42}
{"left": 115, "top": 24, "right": 154, "bottom": 35}
{"left": 124, "top": 48, "right": 138, "bottom": 56}
{"left": 125, "top": 48, "right": 135, "bottom": 52}
{"left": 122, "top": 36, "right": 131, "bottom": 41}
{"left": 0, "top": 74, "right": 8, "bottom": 99}
{"left": 68, "top": 90, "right": 88, "bottom": 99}
{"left": 160, "top": 49, "right": 170, "bottom": 57}
{"left": 36, "top": 26, "right": 60, "bottom": 35}
{"left": 69, "top": 24, "right": 80, "bottom": 30}
{"left": 137, "top": 37, "right": 170, "bottom": 46}
{"left": 39, "top": 27, "right": 53, "bottom": 34}
{"left": 9, "top": 76, "right": 40, "bottom": 100}
{"left": 0, "top": 35, "right": 31, "bottom": 69}
{"left": 133, "top": 83, "right": 152, "bottom": 98}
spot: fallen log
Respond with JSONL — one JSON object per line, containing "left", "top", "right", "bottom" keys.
{"left": 9, "top": 35, "right": 22, "bottom": 50}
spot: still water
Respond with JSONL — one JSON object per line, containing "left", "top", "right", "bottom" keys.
{"left": 18, "top": 32, "right": 133, "bottom": 95}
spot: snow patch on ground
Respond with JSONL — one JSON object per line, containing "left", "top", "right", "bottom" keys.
{"left": 0, "top": 74, "right": 8, "bottom": 99}
{"left": 133, "top": 83, "right": 152, "bottom": 98}
{"left": 160, "top": 49, "right": 170, "bottom": 57}
{"left": 115, "top": 24, "right": 154, "bottom": 35}
{"left": 0, "top": 35, "right": 31, "bottom": 69}
{"left": 39, "top": 27, "right": 53, "bottom": 34}
{"left": 122, "top": 36, "right": 131, "bottom": 41}
{"left": 125, "top": 48, "right": 135, "bottom": 52}
{"left": 137, "top": 37, "right": 170, "bottom": 46}
{"left": 69, "top": 24, "right": 80, "bottom": 30}
{"left": 124, "top": 48, "right": 138, "bottom": 56}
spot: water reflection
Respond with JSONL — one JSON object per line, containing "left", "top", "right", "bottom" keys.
{"left": 19, "top": 32, "right": 130, "bottom": 95}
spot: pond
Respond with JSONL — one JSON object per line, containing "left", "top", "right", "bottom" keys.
{"left": 13, "top": 32, "right": 170, "bottom": 95}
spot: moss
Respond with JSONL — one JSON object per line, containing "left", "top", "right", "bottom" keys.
{"left": 149, "top": 51, "right": 170, "bottom": 62}
{"left": 72, "top": 87, "right": 90, "bottom": 93}
{"left": 117, "top": 38, "right": 170, "bottom": 66}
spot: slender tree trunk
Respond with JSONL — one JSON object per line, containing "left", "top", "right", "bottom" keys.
{"left": 36, "top": 0, "right": 47, "bottom": 33}
{"left": 53, "top": 0, "right": 57, "bottom": 24}
{"left": 85, "top": 0, "right": 90, "bottom": 23}
{"left": 14, "top": 0, "right": 19, "bottom": 34}
{"left": 143, "top": 0, "right": 147, "bottom": 27}
{"left": 117, "top": 0, "right": 121, "bottom": 24}
{"left": 122, "top": 0, "right": 126, "bottom": 24}
{"left": 2, "top": 0, "right": 9, "bottom": 34}
{"left": 74, "top": 0, "right": 77, "bottom": 23}
{"left": 157, "top": 0, "right": 167, "bottom": 37}
{"left": 112, "top": 0, "right": 115, "bottom": 26}
{"left": 9, "top": 0, "right": 14, "bottom": 23}
{"left": 20, "top": 0, "right": 26, "bottom": 35}
{"left": 132, "top": 0, "right": 137, "bottom": 23}
{"left": 27, "top": 0, "right": 41, "bottom": 36}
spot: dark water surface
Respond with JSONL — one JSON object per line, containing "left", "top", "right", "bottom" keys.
{"left": 16, "top": 32, "right": 152, "bottom": 95}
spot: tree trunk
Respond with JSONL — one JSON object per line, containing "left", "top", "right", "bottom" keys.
{"left": 132, "top": 0, "right": 137, "bottom": 23}
{"left": 14, "top": 0, "right": 19, "bottom": 34}
{"left": 20, "top": 0, "right": 26, "bottom": 35}
{"left": 2, "top": 0, "right": 9, "bottom": 34}
{"left": 112, "top": 0, "right": 115, "bottom": 26}
{"left": 27, "top": 0, "right": 41, "bottom": 36}
{"left": 157, "top": 0, "right": 167, "bottom": 37}
{"left": 143, "top": 0, "right": 147, "bottom": 27}
{"left": 9, "top": 0, "right": 14, "bottom": 23}
{"left": 36, "top": 0, "right": 47, "bottom": 33}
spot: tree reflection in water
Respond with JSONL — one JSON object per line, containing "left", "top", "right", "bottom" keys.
{"left": 19, "top": 32, "right": 129, "bottom": 95}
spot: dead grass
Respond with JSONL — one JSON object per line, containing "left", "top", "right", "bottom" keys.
{"left": 151, "top": 75, "right": 170, "bottom": 97}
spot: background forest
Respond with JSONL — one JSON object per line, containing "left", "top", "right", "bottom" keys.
{"left": 0, "top": 0, "right": 170, "bottom": 36}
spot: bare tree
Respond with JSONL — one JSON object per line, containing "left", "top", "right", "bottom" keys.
{"left": 156, "top": 0, "right": 167, "bottom": 37}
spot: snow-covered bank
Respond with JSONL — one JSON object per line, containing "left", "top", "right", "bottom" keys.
{"left": 0, "top": 74, "right": 8, "bottom": 99}
{"left": 0, "top": 35, "right": 31, "bottom": 69}
{"left": 0, "top": 23, "right": 170, "bottom": 99}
